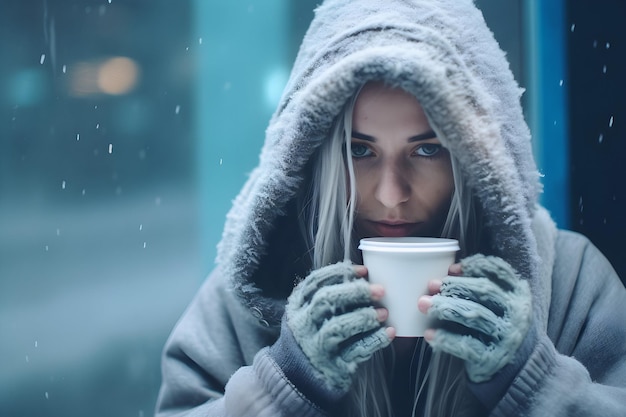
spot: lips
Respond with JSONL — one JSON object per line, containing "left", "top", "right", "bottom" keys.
{"left": 368, "top": 220, "right": 421, "bottom": 237}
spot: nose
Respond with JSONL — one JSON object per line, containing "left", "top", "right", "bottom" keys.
{"left": 375, "top": 165, "right": 411, "bottom": 208}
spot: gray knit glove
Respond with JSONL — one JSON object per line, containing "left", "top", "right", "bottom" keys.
{"left": 426, "top": 254, "right": 533, "bottom": 383}
{"left": 285, "top": 261, "right": 392, "bottom": 394}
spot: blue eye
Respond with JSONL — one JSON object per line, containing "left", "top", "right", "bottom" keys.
{"left": 351, "top": 143, "right": 373, "bottom": 158}
{"left": 415, "top": 143, "right": 442, "bottom": 157}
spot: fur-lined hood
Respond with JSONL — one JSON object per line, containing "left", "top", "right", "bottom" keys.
{"left": 215, "top": 0, "right": 554, "bottom": 328}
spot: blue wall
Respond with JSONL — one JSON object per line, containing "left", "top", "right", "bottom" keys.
{"left": 194, "top": 1, "right": 290, "bottom": 275}
{"left": 524, "top": 0, "right": 570, "bottom": 228}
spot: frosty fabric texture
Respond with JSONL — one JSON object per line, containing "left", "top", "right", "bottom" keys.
{"left": 428, "top": 254, "right": 533, "bottom": 382}
{"left": 280, "top": 262, "right": 391, "bottom": 395}
{"left": 155, "top": 1, "right": 626, "bottom": 416}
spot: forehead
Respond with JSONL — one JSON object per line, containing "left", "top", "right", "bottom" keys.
{"left": 352, "top": 82, "right": 431, "bottom": 135}
{"left": 355, "top": 82, "right": 418, "bottom": 108}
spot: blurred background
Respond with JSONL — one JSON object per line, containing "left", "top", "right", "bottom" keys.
{"left": 0, "top": 1, "right": 623, "bottom": 416}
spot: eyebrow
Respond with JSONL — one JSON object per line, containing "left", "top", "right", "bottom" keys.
{"left": 351, "top": 130, "right": 437, "bottom": 142}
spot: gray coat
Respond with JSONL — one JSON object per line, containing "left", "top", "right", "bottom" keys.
{"left": 156, "top": 0, "right": 626, "bottom": 415}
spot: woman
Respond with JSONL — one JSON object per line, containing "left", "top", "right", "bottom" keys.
{"left": 156, "top": 0, "right": 626, "bottom": 416}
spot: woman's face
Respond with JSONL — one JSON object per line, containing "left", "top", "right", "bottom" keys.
{"left": 351, "top": 82, "right": 454, "bottom": 239}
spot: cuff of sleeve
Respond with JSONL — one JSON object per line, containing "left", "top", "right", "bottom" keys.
{"left": 252, "top": 348, "right": 328, "bottom": 417}
{"left": 489, "top": 333, "right": 557, "bottom": 416}
{"left": 266, "top": 321, "right": 346, "bottom": 410}
{"left": 468, "top": 324, "right": 539, "bottom": 410}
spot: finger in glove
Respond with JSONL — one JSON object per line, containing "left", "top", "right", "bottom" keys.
{"left": 318, "top": 306, "right": 385, "bottom": 354}
{"left": 308, "top": 280, "right": 373, "bottom": 328}
{"left": 290, "top": 262, "right": 357, "bottom": 308}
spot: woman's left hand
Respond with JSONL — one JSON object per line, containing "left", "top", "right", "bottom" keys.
{"left": 418, "top": 254, "right": 533, "bottom": 383}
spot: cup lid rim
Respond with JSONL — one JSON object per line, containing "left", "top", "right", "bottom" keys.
{"left": 358, "top": 237, "right": 459, "bottom": 252}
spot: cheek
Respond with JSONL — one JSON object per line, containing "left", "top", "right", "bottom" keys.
{"left": 436, "top": 169, "right": 455, "bottom": 197}
{"left": 352, "top": 168, "right": 371, "bottom": 207}
{"left": 435, "top": 169, "right": 455, "bottom": 209}
{"left": 347, "top": 164, "right": 373, "bottom": 215}
{"left": 419, "top": 161, "right": 454, "bottom": 209}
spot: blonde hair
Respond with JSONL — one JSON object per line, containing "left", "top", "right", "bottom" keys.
{"left": 299, "top": 85, "right": 482, "bottom": 416}
{"left": 305, "top": 93, "right": 358, "bottom": 268}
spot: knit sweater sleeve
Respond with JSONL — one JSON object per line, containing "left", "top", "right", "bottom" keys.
{"left": 491, "top": 231, "right": 626, "bottom": 416}
{"left": 216, "top": 350, "right": 326, "bottom": 417}
{"left": 155, "top": 271, "right": 326, "bottom": 417}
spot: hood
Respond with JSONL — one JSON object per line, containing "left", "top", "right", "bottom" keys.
{"left": 216, "top": 0, "right": 548, "bottom": 327}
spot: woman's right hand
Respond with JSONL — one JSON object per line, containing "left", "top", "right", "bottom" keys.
{"left": 278, "top": 261, "right": 394, "bottom": 396}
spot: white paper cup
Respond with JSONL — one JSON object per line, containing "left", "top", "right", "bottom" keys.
{"left": 359, "top": 237, "right": 459, "bottom": 337}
